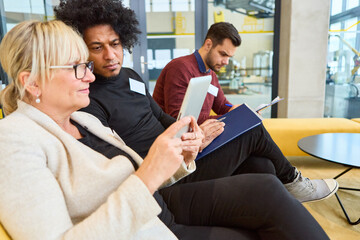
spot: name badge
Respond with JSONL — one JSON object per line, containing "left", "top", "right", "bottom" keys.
{"left": 129, "top": 78, "right": 146, "bottom": 95}
{"left": 208, "top": 84, "right": 218, "bottom": 97}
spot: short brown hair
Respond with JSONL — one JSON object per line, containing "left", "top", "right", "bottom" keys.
{"left": 204, "top": 22, "right": 241, "bottom": 47}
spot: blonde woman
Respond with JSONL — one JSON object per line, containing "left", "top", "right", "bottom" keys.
{"left": 0, "top": 20, "right": 204, "bottom": 239}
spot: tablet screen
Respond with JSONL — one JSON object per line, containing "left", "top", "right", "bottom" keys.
{"left": 175, "top": 75, "right": 212, "bottom": 138}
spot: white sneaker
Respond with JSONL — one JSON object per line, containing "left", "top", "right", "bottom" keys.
{"left": 284, "top": 168, "right": 339, "bottom": 203}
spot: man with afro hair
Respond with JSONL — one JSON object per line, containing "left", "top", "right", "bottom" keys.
{"left": 54, "top": 1, "right": 333, "bottom": 239}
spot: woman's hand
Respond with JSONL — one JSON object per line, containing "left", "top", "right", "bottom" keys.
{"left": 135, "top": 117, "right": 192, "bottom": 194}
{"left": 180, "top": 116, "right": 204, "bottom": 165}
{"left": 198, "top": 119, "right": 225, "bottom": 151}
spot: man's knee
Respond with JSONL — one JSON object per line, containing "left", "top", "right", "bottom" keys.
{"left": 255, "top": 174, "right": 296, "bottom": 209}
{"left": 235, "top": 157, "right": 276, "bottom": 175}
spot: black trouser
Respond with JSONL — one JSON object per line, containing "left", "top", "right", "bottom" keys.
{"left": 155, "top": 189, "right": 258, "bottom": 239}
{"left": 155, "top": 124, "right": 328, "bottom": 239}
{"left": 157, "top": 173, "right": 328, "bottom": 240}
{"left": 180, "top": 123, "right": 295, "bottom": 184}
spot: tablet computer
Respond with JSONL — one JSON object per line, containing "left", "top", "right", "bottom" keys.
{"left": 175, "top": 75, "right": 212, "bottom": 138}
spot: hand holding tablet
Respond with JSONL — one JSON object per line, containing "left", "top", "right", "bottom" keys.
{"left": 175, "top": 75, "right": 212, "bottom": 138}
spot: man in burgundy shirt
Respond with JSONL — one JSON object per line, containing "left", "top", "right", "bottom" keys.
{"left": 153, "top": 21, "right": 338, "bottom": 203}
{"left": 153, "top": 22, "right": 241, "bottom": 125}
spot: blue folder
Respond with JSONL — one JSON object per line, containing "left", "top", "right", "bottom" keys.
{"left": 196, "top": 104, "right": 262, "bottom": 160}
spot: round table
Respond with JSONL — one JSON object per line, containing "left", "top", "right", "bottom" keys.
{"left": 298, "top": 133, "right": 360, "bottom": 167}
{"left": 298, "top": 133, "right": 360, "bottom": 225}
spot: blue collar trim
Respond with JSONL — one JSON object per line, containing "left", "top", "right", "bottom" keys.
{"left": 194, "top": 50, "right": 210, "bottom": 74}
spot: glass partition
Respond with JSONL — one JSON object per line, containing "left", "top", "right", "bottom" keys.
{"left": 0, "top": 0, "right": 280, "bottom": 119}
{"left": 208, "top": 1, "right": 276, "bottom": 118}
{"left": 325, "top": 0, "right": 360, "bottom": 118}
{"left": 145, "top": 0, "right": 195, "bottom": 92}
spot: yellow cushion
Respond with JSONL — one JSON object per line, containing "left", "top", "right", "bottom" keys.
{"left": 0, "top": 223, "right": 10, "bottom": 240}
{"left": 351, "top": 118, "right": 360, "bottom": 124}
{"left": 263, "top": 118, "right": 360, "bottom": 156}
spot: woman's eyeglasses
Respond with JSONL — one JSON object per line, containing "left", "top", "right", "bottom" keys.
{"left": 49, "top": 61, "right": 94, "bottom": 80}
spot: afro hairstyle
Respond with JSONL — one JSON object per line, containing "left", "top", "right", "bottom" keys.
{"left": 54, "top": 0, "right": 141, "bottom": 52}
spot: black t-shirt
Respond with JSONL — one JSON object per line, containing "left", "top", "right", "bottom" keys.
{"left": 80, "top": 68, "right": 175, "bottom": 158}
{"left": 72, "top": 120, "right": 138, "bottom": 170}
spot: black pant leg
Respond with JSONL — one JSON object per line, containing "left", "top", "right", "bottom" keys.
{"left": 153, "top": 191, "right": 176, "bottom": 228}
{"left": 172, "top": 225, "right": 260, "bottom": 240}
{"left": 179, "top": 123, "right": 295, "bottom": 184}
{"left": 233, "top": 156, "right": 276, "bottom": 175}
{"left": 160, "top": 174, "right": 329, "bottom": 240}
{"left": 154, "top": 191, "right": 259, "bottom": 240}
{"left": 254, "top": 123, "right": 296, "bottom": 183}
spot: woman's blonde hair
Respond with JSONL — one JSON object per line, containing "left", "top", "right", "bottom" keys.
{"left": 0, "top": 20, "right": 89, "bottom": 115}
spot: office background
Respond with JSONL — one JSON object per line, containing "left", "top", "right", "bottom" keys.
{"left": 0, "top": 0, "right": 359, "bottom": 119}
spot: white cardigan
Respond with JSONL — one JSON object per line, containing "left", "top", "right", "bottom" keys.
{"left": 0, "top": 101, "right": 196, "bottom": 240}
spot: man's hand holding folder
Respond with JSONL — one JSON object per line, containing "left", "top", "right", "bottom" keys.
{"left": 198, "top": 97, "right": 284, "bottom": 156}
{"left": 198, "top": 119, "right": 225, "bottom": 152}
{"left": 196, "top": 104, "right": 262, "bottom": 161}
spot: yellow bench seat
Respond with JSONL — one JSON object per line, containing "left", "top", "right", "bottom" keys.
{"left": 263, "top": 118, "right": 360, "bottom": 156}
